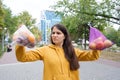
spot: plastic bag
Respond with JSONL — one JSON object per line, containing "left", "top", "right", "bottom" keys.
{"left": 89, "top": 27, "right": 113, "bottom": 50}
{"left": 7, "top": 25, "right": 35, "bottom": 52}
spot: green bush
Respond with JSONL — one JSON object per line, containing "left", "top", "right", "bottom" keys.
{"left": 0, "top": 42, "right": 6, "bottom": 57}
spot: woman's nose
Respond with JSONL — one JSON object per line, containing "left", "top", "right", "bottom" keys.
{"left": 53, "top": 33, "right": 58, "bottom": 36}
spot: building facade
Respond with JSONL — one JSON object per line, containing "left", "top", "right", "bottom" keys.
{"left": 39, "top": 10, "right": 61, "bottom": 44}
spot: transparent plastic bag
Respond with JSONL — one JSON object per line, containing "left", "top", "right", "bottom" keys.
{"left": 7, "top": 25, "right": 35, "bottom": 52}
{"left": 89, "top": 27, "right": 113, "bottom": 50}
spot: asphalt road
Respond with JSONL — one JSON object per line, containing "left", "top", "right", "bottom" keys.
{"left": 0, "top": 48, "right": 120, "bottom": 80}
{"left": 80, "top": 61, "right": 120, "bottom": 80}
{"left": 0, "top": 61, "right": 120, "bottom": 80}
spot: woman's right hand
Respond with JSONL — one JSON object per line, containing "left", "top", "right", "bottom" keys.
{"left": 16, "top": 35, "right": 35, "bottom": 48}
{"left": 16, "top": 35, "right": 29, "bottom": 46}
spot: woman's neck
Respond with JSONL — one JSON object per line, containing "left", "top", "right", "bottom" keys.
{"left": 54, "top": 43, "right": 63, "bottom": 48}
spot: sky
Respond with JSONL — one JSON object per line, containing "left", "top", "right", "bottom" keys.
{"left": 3, "top": 0, "right": 58, "bottom": 24}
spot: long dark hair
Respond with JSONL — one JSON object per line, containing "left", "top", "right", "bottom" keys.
{"left": 50, "top": 24, "right": 79, "bottom": 70}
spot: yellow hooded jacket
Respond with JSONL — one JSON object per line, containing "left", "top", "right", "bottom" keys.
{"left": 15, "top": 44, "right": 101, "bottom": 80}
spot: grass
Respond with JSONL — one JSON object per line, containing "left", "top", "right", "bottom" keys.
{"left": 100, "top": 50, "right": 120, "bottom": 62}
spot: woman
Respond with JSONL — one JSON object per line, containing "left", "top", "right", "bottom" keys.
{"left": 15, "top": 24, "right": 101, "bottom": 80}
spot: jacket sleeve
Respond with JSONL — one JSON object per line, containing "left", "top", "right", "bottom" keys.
{"left": 75, "top": 48, "right": 101, "bottom": 61}
{"left": 15, "top": 45, "right": 45, "bottom": 62}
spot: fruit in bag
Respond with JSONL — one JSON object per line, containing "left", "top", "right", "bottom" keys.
{"left": 89, "top": 27, "right": 113, "bottom": 50}
{"left": 104, "top": 39, "right": 113, "bottom": 48}
{"left": 28, "top": 34, "right": 35, "bottom": 43}
{"left": 89, "top": 37, "right": 105, "bottom": 50}
{"left": 94, "top": 37, "right": 105, "bottom": 50}
{"left": 89, "top": 42, "right": 96, "bottom": 50}
{"left": 96, "top": 41, "right": 105, "bottom": 50}
{"left": 12, "top": 25, "right": 35, "bottom": 48}
{"left": 7, "top": 25, "right": 36, "bottom": 52}
{"left": 89, "top": 37, "right": 113, "bottom": 50}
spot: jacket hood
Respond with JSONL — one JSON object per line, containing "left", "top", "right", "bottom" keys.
{"left": 48, "top": 44, "right": 63, "bottom": 50}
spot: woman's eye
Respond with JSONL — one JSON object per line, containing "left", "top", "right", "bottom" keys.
{"left": 52, "top": 32, "right": 55, "bottom": 34}
{"left": 52, "top": 32, "right": 61, "bottom": 35}
{"left": 56, "top": 32, "right": 61, "bottom": 34}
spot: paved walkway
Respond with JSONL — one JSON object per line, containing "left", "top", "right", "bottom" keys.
{"left": 0, "top": 50, "right": 18, "bottom": 64}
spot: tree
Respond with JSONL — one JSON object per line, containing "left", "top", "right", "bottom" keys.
{"left": 17, "top": 11, "right": 39, "bottom": 43}
{"left": 17, "top": 11, "right": 36, "bottom": 28}
{"left": 51, "top": 0, "right": 119, "bottom": 32}
{"left": 30, "top": 26, "right": 42, "bottom": 43}
{"left": 116, "top": 28, "right": 120, "bottom": 46}
{"left": 0, "top": 0, "right": 5, "bottom": 38}
{"left": 51, "top": 0, "right": 120, "bottom": 49}
{"left": 0, "top": 1, "right": 37, "bottom": 43}
{"left": 104, "top": 27, "right": 120, "bottom": 47}
{"left": 0, "top": 0, "right": 4, "bottom": 27}
{"left": 3, "top": 7, "right": 19, "bottom": 34}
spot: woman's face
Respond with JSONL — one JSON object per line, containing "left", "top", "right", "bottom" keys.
{"left": 51, "top": 26, "right": 65, "bottom": 47}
